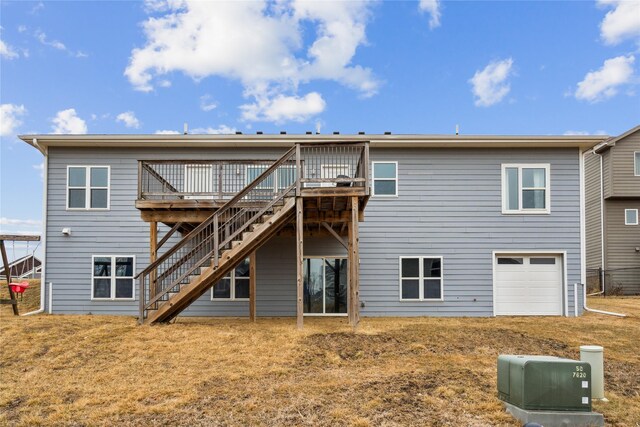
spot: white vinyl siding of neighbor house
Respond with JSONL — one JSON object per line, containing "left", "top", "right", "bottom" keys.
{"left": 43, "top": 146, "right": 583, "bottom": 317}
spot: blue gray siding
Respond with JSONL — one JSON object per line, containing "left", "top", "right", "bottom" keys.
{"left": 44, "top": 146, "right": 583, "bottom": 317}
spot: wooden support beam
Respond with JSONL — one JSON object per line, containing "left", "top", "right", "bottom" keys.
{"left": 150, "top": 222, "right": 158, "bottom": 299}
{"left": 0, "top": 235, "right": 40, "bottom": 242}
{"left": 157, "top": 222, "right": 182, "bottom": 250}
{"left": 321, "top": 222, "right": 348, "bottom": 250}
{"left": 348, "top": 196, "right": 360, "bottom": 328}
{"left": 0, "top": 240, "right": 19, "bottom": 315}
{"left": 249, "top": 251, "right": 257, "bottom": 322}
{"left": 296, "top": 197, "right": 304, "bottom": 330}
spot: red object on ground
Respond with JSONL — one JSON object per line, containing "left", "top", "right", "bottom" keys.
{"left": 9, "top": 281, "right": 30, "bottom": 294}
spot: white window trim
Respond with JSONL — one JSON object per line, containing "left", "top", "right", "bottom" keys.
{"left": 91, "top": 255, "right": 136, "bottom": 301}
{"left": 66, "top": 165, "right": 111, "bottom": 211}
{"left": 501, "top": 163, "right": 551, "bottom": 215}
{"left": 398, "top": 256, "right": 444, "bottom": 302}
{"left": 211, "top": 258, "right": 250, "bottom": 301}
{"left": 372, "top": 161, "right": 398, "bottom": 197}
{"left": 625, "top": 209, "right": 638, "bottom": 226}
{"left": 303, "top": 255, "right": 349, "bottom": 317}
{"left": 634, "top": 151, "right": 640, "bottom": 177}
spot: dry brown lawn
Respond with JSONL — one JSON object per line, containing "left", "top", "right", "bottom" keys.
{"left": 1, "top": 296, "right": 638, "bottom": 426}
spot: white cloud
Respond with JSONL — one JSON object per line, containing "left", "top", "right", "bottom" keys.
{"left": 33, "top": 162, "right": 44, "bottom": 180}
{"left": 0, "top": 104, "right": 27, "bottom": 136}
{"left": 418, "top": 0, "right": 441, "bottom": 29}
{"left": 469, "top": 58, "right": 514, "bottom": 107}
{"left": 18, "top": 25, "right": 28, "bottom": 33}
{"left": 240, "top": 92, "right": 326, "bottom": 123}
{"left": 116, "top": 111, "right": 141, "bottom": 128}
{"left": 155, "top": 129, "right": 180, "bottom": 134}
{"left": 200, "top": 94, "right": 217, "bottom": 112}
{"left": 191, "top": 125, "right": 237, "bottom": 134}
{"left": 563, "top": 130, "right": 590, "bottom": 136}
{"left": 0, "top": 39, "right": 19, "bottom": 59}
{"left": 564, "top": 130, "right": 608, "bottom": 136}
{"left": 158, "top": 79, "right": 172, "bottom": 88}
{"left": 0, "top": 217, "right": 42, "bottom": 227}
{"left": 51, "top": 108, "right": 88, "bottom": 134}
{"left": 35, "top": 30, "right": 87, "bottom": 58}
{"left": 575, "top": 55, "right": 635, "bottom": 102}
{"left": 598, "top": 0, "right": 640, "bottom": 45}
{"left": 125, "top": 0, "right": 377, "bottom": 123}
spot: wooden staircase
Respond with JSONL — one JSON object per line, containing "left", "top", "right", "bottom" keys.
{"left": 136, "top": 146, "right": 298, "bottom": 324}
{"left": 145, "top": 198, "right": 295, "bottom": 324}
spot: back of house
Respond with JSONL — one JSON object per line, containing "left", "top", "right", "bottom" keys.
{"left": 20, "top": 130, "right": 614, "bottom": 323}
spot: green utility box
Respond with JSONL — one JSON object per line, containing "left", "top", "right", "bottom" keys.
{"left": 497, "top": 355, "right": 592, "bottom": 412}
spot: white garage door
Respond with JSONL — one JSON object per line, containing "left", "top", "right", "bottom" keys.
{"left": 494, "top": 254, "right": 563, "bottom": 316}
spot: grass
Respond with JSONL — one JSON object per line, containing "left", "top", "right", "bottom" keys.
{"left": 0, "top": 297, "right": 638, "bottom": 426}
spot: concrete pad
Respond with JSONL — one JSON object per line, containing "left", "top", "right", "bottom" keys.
{"left": 503, "top": 402, "right": 604, "bottom": 427}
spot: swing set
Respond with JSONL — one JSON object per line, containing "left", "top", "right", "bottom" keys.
{"left": 0, "top": 234, "right": 41, "bottom": 316}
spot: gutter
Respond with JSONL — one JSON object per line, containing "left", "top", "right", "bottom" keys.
{"left": 21, "top": 140, "right": 48, "bottom": 316}
{"left": 586, "top": 149, "right": 607, "bottom": 297}
{"left": 577, "top": 283, "right": 626, "bottom": 317}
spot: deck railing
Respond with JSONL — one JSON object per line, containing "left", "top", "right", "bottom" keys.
{"left": 136, "top": 141, "right": 369, "bottom": 322}
{"left": 137, "top": 142, "right": 370, "bottom": 201}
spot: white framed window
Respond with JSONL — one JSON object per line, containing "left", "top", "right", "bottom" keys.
{"left": 372, "top": 161, "right": 398, "bottom": 196}
{"left": 277, "top": 165, "right": 297, "bottom": 190}
{"left": 246, "top": 165, "right": 296, "bottom": 191}
{"left": 92, "top": 255, "right": 135, "bottom": 300}
{"left": 502, "top": 164, "right": 550, "bottom": 214}
{"left": 625, "top": 209, "right": 638, "bottom": 226}
{"left": 67, "top": 166, "right": 110, "bottom": 210}
{"left": 399, "top": 256, "right": 443, "bottom": 301}
{"left": 211, "top": 258, "right": 250, "bottom": 300}
{"left": 635, "top": 152, "right": 639, "bottom": 176}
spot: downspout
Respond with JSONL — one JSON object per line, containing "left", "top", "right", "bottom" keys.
{"left": 578, "top": 283, "right": 626, "bottom": 317}
{"left": 22, "top": 140, "right": 48, "bottom": 316}
{"left": 588, "top": 150, "right": 606, "bottom": 296}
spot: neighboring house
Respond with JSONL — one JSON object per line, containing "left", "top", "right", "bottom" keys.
{"left": 20, "top": 131, "right": 613, "bottom": 324}
{"left": 0, "top": 254, "right": 42, "bottom": 280}
{"left": 585, "top": 125, "right": 640, "bottom": 295}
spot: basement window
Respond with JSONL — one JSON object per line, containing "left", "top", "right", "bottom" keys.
{"left": 625, "top": 209, "right": 638, "bottom": 226}
{"left": 92, "top": 256, "right": 135, "bottom": 300}
{"left": 399, "top": 257, "right": 443, "bottom": 301}
{"left": 67, "top": 166, "right": 110, "bottom": 210}
{"left": 211, "top": 258, "right": 250, "bottom": 300}
{"left": 502, "top": 164, "right": 550, "bottom": 214}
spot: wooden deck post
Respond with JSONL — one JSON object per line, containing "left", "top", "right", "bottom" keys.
{"left": 150, "top": 222, "right": 158, "bottom": 298}
{"left": 348, "top": 196, "right": 360, "bottom": 328}
{"left": 296, "top": 197, "right": 304, "bottom": 329}
{"left": 249, "top": 251, "right": 257, "bottom": 322}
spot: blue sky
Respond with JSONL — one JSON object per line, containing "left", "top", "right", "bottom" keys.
{"left": 1, "top": 0, "right": 639, "bottom": 258}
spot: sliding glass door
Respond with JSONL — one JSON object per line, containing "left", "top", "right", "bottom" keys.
{"left": 303, "top": 257, "right": 348, "bottom": 315}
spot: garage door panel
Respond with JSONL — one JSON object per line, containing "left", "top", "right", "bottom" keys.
{"left": 494, "top": 254, "right": 563, "bottom": 316}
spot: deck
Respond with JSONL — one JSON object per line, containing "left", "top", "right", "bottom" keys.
{"left": 135, "top": 142, "right": 370, "bottom": 235}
